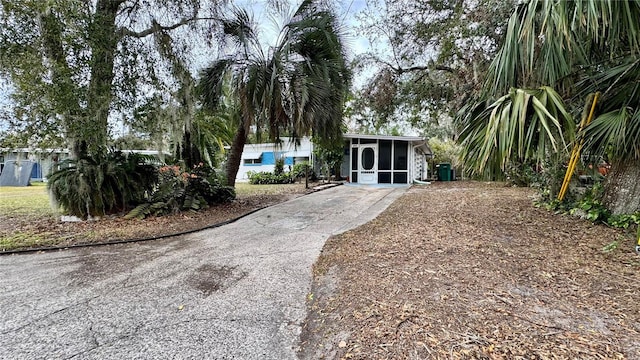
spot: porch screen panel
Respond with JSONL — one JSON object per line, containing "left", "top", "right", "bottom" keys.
{"left": 378, "top": 172, "right": 391, "bottom": 183}
{"left": 378, "top": 140, "right": 392, "bottom": 170}
{"left": 393, "top": 141, "right": 408, "bottom": 170}
{"left": 351, "top": 147, "right": 358, "bottom": 182}
{"left": 351, "top": 147, "right": 358, "bottom": 169}
{"left": 393, "top": 172, "right": 408, "bottom": 184}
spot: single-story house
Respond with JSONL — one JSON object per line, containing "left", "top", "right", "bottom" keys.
{"left": 236, "top": 134, "right": 433, "bottom": 185}
{"left": 0, "top": 148, "right": 70, "bottom": 182}
{"left": 236, "top": 137, "right": 313, "bottom": 181}
{"left": 0, "top": 149, "right": 167, "bottom": 185}
{"left": 343, "top": 134, "right": 432, "bottom": 185}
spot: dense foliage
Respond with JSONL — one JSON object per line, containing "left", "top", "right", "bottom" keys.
{"left": 47, "top": 151, "right": 158, "bottom": 219}
{"left": 198, "top": 0, "right": 351, "bottom": 187}
{"left": 349, "top": 0, "right": 516, "bottom": 137}
{"left": 458, "top": 0, "right": 640, "bottom": 214}
{"left": 126, "top": 164, "right": 235, "bottom": 219}
{"left": 247, "top": 171, "right": 295, "bottom": 185}
{"left": 0, "top": 1, "right": 222, "bottom": 156}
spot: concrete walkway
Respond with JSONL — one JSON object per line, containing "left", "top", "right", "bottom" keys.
{"left": 0, "top": 185, "right": 407, "bottom": 359}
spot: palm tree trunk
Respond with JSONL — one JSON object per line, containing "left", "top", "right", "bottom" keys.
{"left": 603, "top": 158, "right": 640, "bottom": 215}
{"left": 225, "top": 126, "right": 247, "bottom": 187}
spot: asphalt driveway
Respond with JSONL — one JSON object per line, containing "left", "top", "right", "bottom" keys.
{"left": 0, "top": 184, "right": 407, "bottom": 359}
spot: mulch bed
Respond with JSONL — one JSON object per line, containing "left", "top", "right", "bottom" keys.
{"left": 300, "top": 181, "right": 640, "bottom": 359}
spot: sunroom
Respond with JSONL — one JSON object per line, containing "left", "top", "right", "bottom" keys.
{"left": 344, "top": 134, "right": 432, "bottom": 185}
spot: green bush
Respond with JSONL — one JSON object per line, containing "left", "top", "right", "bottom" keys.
{"left": 274, "top": 158, "right": 285, "bottom": 175}
{"left": 247, "top": 171, "right": 294, "bottom": 184}
{"left": 126, "top": 164, "right": 235, "bottom": 219}
{"left": 504, "top": 160, "right": 548, "bottom": 187}
{"left": 291, "top": 162, "right": 314, "bottom": 179}
{"left": 48, "top": 151, "right": 158, "bottom": 219}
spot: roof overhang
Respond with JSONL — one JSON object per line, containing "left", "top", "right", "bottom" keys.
{"left": 283, "top": 150, "right": 311, "bottom": 157}
{"left": 242, "top": 152, "right": 263, "bottom": 160}
{"left": 343, "top": 133, "right": 425, "bottom": 142}
{"left": 344, "top": 133, "right": 432, "bottom": 155}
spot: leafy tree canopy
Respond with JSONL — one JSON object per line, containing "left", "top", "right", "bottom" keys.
{"left": 0, "top": 0, "right": 223, "bottom": 155}
{"left": 348, "top": 0, "right": 516, "bottom": 138}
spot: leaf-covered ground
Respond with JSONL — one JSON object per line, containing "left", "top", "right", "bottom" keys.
{"left": 300, "top": 181, "right": 640, "bottom": 359}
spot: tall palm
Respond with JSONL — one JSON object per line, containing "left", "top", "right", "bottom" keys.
{"left": 198, "top": 0, "right": 350, "bottom": 187}
{"left": 459, "top": 0, "right": 640, "bottom": 213}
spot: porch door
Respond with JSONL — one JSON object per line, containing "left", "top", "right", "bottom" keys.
{"left": 358, "top": 144, "right": 377, "bottom": 184}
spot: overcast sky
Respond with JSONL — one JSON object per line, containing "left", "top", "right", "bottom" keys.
{"left": 238, "top": 0, "right": 370, "bottom": 58}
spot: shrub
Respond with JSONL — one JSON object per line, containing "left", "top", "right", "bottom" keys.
{"left": 291, "top": 162, "right": 314, "bottom": 179}
{"left": 274, "top": 158, "right": 285, "bottom": 175}
{"left": 505, "top": 161, "right": 542, "bottom": 187}
{"left": 48, "top": 151, "right": 157, "bottom": 219}
{"left": 247, "top": 171, "right": 294, "bottom": 184}
{"left": 126, "top": 164, "right": 235, "bottom": 219}
{"left": 428, "top": 138, "right": 462, "bottom": 168}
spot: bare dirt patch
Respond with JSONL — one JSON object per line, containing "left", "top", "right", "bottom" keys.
{"left": 300, "top": 181, "right": 640, "bottom": 359}
{"left": 1, "top": 183, "right": 314, "bottom": 252}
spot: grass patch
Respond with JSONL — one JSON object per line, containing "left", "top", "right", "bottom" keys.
{"left": 0, "top": 231, "right": 65, "bottom": 251}
{"left": 0, "top": 182, "right": 54, "bottom": 216}
{"left": 235, "top": 182, "right": 306, "bottom": 196}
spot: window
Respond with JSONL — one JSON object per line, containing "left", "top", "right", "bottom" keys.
{"left": 244, "top": 158, "right": 262, "bottom": 165}
{"left": 379, "top": 140, "right": 392, "bottom": 170}
{"left": 351, "top": 147, "right": 358, "bottom": 169}
{"left": 361, "top": 148, "right": 375, "bottom": 170}
{"left": 394, "top": 141, "right": 408, "bottom": 170}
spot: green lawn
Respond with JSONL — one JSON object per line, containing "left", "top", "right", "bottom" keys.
{"left": 0, "top": 182, "right": 54, "bottom": 216}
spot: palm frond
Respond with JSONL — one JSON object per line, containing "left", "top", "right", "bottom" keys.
{"left": 460, "top": 86, "right": 574, "bottom": 179}
{"left": 584, "top": 107, "right": 640, "bottom": 160}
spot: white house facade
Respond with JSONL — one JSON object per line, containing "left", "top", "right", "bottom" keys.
{"left": 235, "top": 137, "right": 313, "bottom": 182}
{"left": 343, "top": 134, "right": 432, "bottom": 185}
{"left": 236, "top": 134, "right": 433, "bottom": 185}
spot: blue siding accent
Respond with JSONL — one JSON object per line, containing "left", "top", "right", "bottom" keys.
{"left": 284, "top": 157, "right": 294, "bottom": 165}
{"left": 30, "top": 163, "right": 41, "bottom": 179}
{"left": 261, "top": 152, "right": 276, "bottom": 165}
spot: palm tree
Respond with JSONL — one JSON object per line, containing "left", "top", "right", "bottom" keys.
{"left": 198, "top": 0, "right": 351, "bottom": 187}
{"left": 459, "top": 0, "right": 640, "bottom": 214}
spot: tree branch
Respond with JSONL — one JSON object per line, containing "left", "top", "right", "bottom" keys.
{"left": 120, "top": 16, "right": 221, "bottom": 39}
{"left": 121, "top": 18, "right": 190, "bottom": 38}
{"left": 376, "top": 59, "right": 457, "bottom": 75}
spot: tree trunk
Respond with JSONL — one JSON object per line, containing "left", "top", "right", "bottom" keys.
{"left": 603, "top": 158, "right": 640, "bottom": 215}
{"left": 83, "top": 0, "right": 120, "bottom": 156}
{"left": 180, "top": 130, "right": 202, "bottom": 169}
{"left": 225, "top": 126, "right": 247, "bottom": 187}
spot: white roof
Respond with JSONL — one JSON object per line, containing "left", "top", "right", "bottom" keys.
{"left": 242, "top": 152, "right": 263, "bottom": 159}
{"left": 283, "top": 150, "right": 311, "bottom": 157}
{"left": 344, "top": 133, "right": 432, "bottom": 155}
{"left": 343, "top": 133, "right": 425, "bottom": 142}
